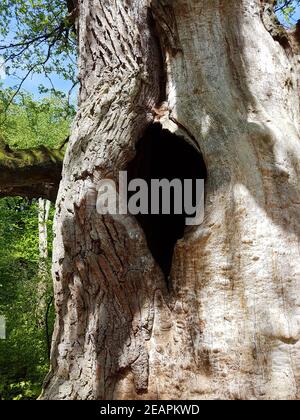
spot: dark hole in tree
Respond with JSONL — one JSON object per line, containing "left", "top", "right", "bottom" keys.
{"left": 127, "top": 123, "right": 207, "bottom": 279}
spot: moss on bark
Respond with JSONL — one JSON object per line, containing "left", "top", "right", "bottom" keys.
{"left": 0, "top": 141, "right": 64, "bottom": 201}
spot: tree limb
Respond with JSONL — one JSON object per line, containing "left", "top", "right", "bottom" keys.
{"left": 0, "top": 143, "right": 64, "bottom": 202}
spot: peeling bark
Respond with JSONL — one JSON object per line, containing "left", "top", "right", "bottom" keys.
{"left": 42, "top": 0, "right": 300, "bottom": 400}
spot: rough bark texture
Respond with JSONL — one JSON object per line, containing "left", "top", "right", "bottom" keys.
{"left": 0, "top": 143, "right": 63, "bottom": 201}
{"left": 42, "top": 0, "right": 300, "bottom": 400}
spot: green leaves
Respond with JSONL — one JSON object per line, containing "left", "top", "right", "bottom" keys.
{"left": 0, "top": 87, "right": 75, "bottom": 148}
{"left": 0, "top": 197, "right": 55, "bottom": 400}
{"left": 0, "top": 1, "right": 77, "bottom": 102}
{"left": 0, "top": 86, "right": 72, "bottom": 400}
{"left": 275, "top": 0, "right": 300, "bottom": 25}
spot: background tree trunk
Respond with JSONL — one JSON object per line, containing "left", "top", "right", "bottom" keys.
{"left": 36, "top": 198, "right": 51, "bottom": 327}
{"left": 42, "top": 0, "right": 300, "bottom": 400}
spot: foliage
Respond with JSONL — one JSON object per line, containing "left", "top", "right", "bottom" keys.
{"left": 0, "top": 87, "right": 73, "bottom": 400}
{"left": 0, "top": 0, "right": 297, "bottom": 109}
{"left": 0, "top": 197, "right": 55, "bottom": 400}
{"left": 0, "top": 0, "right": 77, "bottom": 104}
{"left": 0, "top": 86, "right": 75, "bottom": 146}
{"left": 275, "top": 0, "right": 300, "bottom": 25}
{"left": 0, "top": 1, "right": 75, "bottom": 402}
{"left": 0, "top": 0, "right": 297, "bottom": 403}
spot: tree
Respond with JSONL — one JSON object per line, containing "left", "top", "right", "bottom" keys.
{"left": 0, "top": 0, "right": 299, "bottom": 400}
{"left": 36, "top": 197, "right": 51, "bottom": 326}
{"left": 35, "top": 0, "right": 300, "bottom": 400}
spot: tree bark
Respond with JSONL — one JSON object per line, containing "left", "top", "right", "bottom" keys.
{"left": 42, "top": 0, "right": 300, "bottom": 400}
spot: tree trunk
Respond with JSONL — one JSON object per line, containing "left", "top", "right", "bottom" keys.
{"left": 36, "top": 198, "right": 51, "bottom": 326}
{"left": 42, "top": 0, "right": 300, "bottom": 400}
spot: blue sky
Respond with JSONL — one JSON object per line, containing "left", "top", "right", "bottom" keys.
{"left": 277, "top": 1, "right": 300, "bottom": 24}
{"left": 2, "top": 70, "right": 77, "bottom": 98}
{"left": 0, "top": 3, "right": 300, "bottom": 101}
{"left": 0, "top": 15, "right": 78, "bottom": 102}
